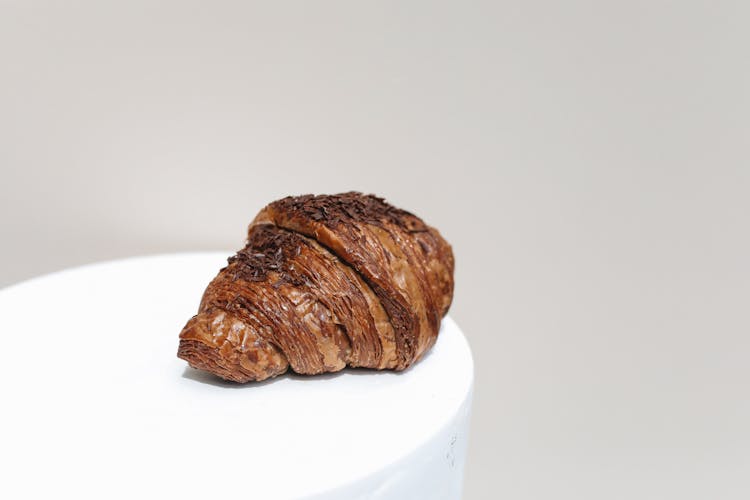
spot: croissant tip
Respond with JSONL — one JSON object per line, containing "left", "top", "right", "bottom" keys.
{"left": 178, "top": 339, "right": 254, "bottom": 383}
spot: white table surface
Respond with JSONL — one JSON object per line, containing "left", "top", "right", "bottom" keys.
{"left": 0, "top": 253, "right": 473, "bottom": 500}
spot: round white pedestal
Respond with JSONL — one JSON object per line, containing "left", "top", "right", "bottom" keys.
{"left": 0, "top": 253, "right": 473, "bottom": 500}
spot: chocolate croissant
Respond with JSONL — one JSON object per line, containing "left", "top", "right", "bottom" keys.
{"left": 177, "top": 192, "right": 454, "bottom": 382}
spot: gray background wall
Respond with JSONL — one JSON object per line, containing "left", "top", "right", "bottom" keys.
{"left": 2, "top": 2, "right": 748, "bottom": 498}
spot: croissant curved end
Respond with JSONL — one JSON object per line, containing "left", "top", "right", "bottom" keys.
{"left": 177, "top": 309, "right": 289, "bottom": 383}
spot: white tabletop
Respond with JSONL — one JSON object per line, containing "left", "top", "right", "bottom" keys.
{"left": 0, "top": 253, "right": 473, "bottom": 500}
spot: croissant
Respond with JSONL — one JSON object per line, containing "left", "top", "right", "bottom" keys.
{"left": 177, "top": 192, "right": 454, "bottom": 382}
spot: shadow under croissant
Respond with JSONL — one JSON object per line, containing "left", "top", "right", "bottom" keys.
{"left": 180, "top": 346, "right": 435, "bottom": 387}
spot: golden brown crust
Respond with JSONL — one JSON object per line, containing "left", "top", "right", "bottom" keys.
{"left": 178, "top": 309, "right": 289, "bottom": 382}
{"left": 197, "top": 229, "right": 352, "bottom": 375}
{"left": 257, "top": 192, "right": 454, "bottom": 367}
{"left": 177, "top": 192, "right": 454, "bottom": 382}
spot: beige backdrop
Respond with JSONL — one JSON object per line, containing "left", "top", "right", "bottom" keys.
{"left": 2, "top": 2, "right": 749, "bottom": 499}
